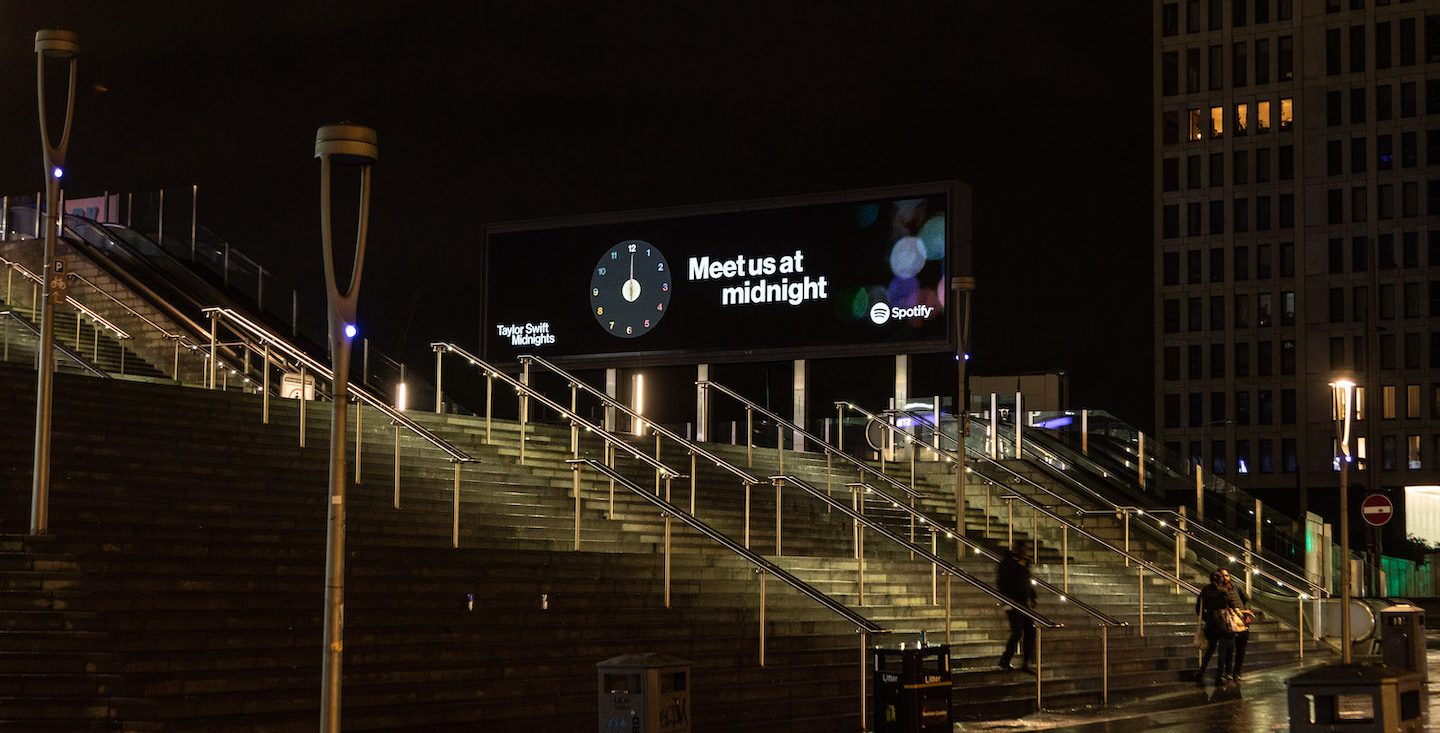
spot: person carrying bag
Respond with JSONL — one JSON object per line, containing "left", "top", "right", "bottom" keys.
{"left": 1194, "top": 568, "right": 1240, "bottom": 685}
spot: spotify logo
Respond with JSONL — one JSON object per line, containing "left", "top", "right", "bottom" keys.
{"left": 869, "top": 302, "right": 891, "bottom": 325}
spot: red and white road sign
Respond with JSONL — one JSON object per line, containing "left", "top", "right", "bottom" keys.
{"left": 1360, "top": 494, "right": 1394, "bottom": 527}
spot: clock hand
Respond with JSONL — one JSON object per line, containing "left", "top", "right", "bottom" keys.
{"left": 630, "top": 253, "right": 634, "bottom": 280}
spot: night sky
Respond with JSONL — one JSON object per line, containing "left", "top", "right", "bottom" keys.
{"left": 0, "top": 2, "right": 1153, "bottom": 427}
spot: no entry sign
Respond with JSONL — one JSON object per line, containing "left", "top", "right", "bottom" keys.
{"left": 1361, "top": 494, "right": 1394, "bottom": 527}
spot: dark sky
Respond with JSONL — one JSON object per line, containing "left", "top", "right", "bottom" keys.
{"left": 0, "top": 1, "right": 1154, "bottom": 427}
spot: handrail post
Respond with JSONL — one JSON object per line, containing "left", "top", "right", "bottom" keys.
{"left": 392, "top": 421, "right": 400, "bottom": 508}
{"left": 1244, "top": 539, "right": 1254, "bottom": 597}
{"left": 485, "top": 371, "right": 493, "bottom": 444}
{"left": 1137, "top": 431, "right": 1146, "bottom": 488}
{"left": 262, "top": 341, "right": 270, "bottom": 424}
{"left": 1123, "top": 510, "right": 1131, "bottom": 566}
{"left": 774, "top": 477, "right": 783, "bottom": 557}
{"left": 1173, "top": 528, "right": 1181, "bottom": 595}
{"left": 1195, "top": 464, "right": 1205, "bottom": 522}
{"left": 857, "top": 487, "right": 866, "bottom": 605}
{"left": 1081, "top": 409, "right": 1089, "bottom": 455}
{"left": 451, "top": 461, "right": 460, "bottom": 548}
{"left": 433, "top": 347, "right": 443, "bottom": 414}
{"left": 208, "top": 311, "right": 218, "bottom": 389}
{"left": 1014, "top": 391, "right": 1023, "bottom": 457}
{"left": 836, "top": 402, "right": 844, "bottom": 450}
{"left": 654, "top": 433, "right": 662, "bottom": 496}
{"left": 689, "top": 453, "right": 697, "bottom": 515}
{"left": 1138, "top": 566, "right": 1146, "bottom": 636}
{"left": 298, "top": 364, "right": 307, "bottom": 447}
{"left": 1035, "top": 626, "right": 1043, "bottom": 709}
{"left": 573, "top": 453, "right": 582, "bottom": 551}
{"left": 354, "top": 396, "right": 362, "bottom": 485}
{"left": 1102, "top": 625, "right": 1109, "bottom": 705}
{"left": 664, "top": 474, "right": 673, "bottom": 607}
{"left": 758, "top": 570, "right": 767, "bottom": 667}
{"left": 744, "top": 480, "right": 752, "bottom": 548}
{"left": 519, "top": 359, "right": 529, "bottom": 465}
{"left": 746, "top": 407, "right": 753, "bottom": 467}
{"left": 1062, "top": 525, "right": 1069, "bottom": 593}
{"left": 989, "top": 392, "right": 998, "bottom": 459}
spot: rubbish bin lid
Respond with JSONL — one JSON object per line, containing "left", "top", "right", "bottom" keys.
{"left": 1381, "top": 603, "right": 1424, "bottom": 614}
{"left": 597, "top": 653, "right": 691, "bottom": 670}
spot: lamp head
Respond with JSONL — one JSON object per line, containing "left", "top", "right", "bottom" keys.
{"left": 1329, "top": 378, "right": 1356, "bottom": 391}
{"left": 314, "top": 123, "right": 378, "bottom": 165}
{"left": 35, "top": 30, "right": 79, "bottom": 59}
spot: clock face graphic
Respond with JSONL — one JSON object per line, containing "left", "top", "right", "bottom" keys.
{"left": 590, "top": 239, "right": 672, "bottom": 338}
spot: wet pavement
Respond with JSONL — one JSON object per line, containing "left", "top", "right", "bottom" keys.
{"left": 957, "top": 645, "right": 1440, "bottom": 732}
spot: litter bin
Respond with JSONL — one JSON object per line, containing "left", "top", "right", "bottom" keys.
{"left": 873, "top": 644, "right": 952, "bottom": 732}
{"left": 1286, "top": 664, "right": 1423, "bottom": 733}
{"left": 597, "top": 653, "right": 690, "bottom": 733}
{"left": 1380, "top": 603, "right": 1427, "bottom": 683}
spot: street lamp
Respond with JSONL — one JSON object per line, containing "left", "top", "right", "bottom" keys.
{"left": 31, "top": 29, "right": 80, "bottom": 535}
{"left": 315, "top": 123, "right": 377, "bottom": 733}
{"left": 1329, "top": 376, "right": 1356, "bottom": 664}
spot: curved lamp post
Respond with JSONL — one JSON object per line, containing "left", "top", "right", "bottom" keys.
{"left": 1329, "top": 376, "right": 1356, "bottom": 664}
{"left": 315, "top": 123, "right": 377, "bottom": 732}
{"left": 31, "top": 29, "right": 80, "bottom": 535}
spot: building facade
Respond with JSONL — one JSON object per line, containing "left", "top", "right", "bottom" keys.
{"left": 1153, "top": 0, "right": 1440, "bottom": 527}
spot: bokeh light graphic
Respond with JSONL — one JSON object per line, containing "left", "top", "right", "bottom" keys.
{"left": 889, "top": 236, "right": 927, "bottom": 279}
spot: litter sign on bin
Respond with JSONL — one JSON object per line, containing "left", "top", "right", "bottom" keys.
{"left": 281, "top": 372, "right": 315, "bottom": 401}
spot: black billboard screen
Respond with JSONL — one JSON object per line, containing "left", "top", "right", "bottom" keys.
{"left": 482, "top": 187, "right": 959, "bottom": 365}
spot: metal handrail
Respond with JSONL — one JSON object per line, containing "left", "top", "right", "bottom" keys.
{"left": 0, "top": 256, "right": 131, "bottom": 339}
{"left": 431, "top": 343, "right": 675, "bottom": 476}
{"left": 977, "top": 417, "right": 1326, "bottom": 599}
{"left": 65, "top": 268, "right": 185, "bottom": 343}
{"left": 700, "top": 380, "right": 924, "bottom": 501}
{"left": 573, "top": 458, "right": 883, "bottom": 633}
{"left": 520, "top": 354, "right": 761, "bottom": 486}
{"left": 205, "top": 308, "right": 473, "bottom": 463}
{"left": 999, "top": 491, "right": 1201, "bottom": 595}
{"left": 819, "top": 475, "right": 1121, "bottom": 628}
{"left": 1141, "top": 508, "right": 1327, "bottom": 598}
{"left": 775, "top": 473, "right": 1079, "bottom": 628}
{"left": 0, "top": 310, "right": 109, "bottom": 378}
{"left": 884, "top": 404, "right": 1324, "bottom": 600}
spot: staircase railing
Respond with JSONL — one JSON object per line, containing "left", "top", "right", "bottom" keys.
{"left": 0, "top": 310, "right": 108, "bottom": 378}
{"left": 202, "top": 308, "right": 479, "bottom": 546}
{"left": 854, "top": 403, "right": 1324, "bottom": 653}
{"left": 571, "top": 459, "right": 883, "bottom": 724}
{"left": 512, "top": 352, "right": 765, "bottom": 533}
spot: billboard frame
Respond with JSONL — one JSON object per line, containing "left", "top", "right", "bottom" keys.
{"left": 480, "top": 181, "right": 971, "bottom": 369}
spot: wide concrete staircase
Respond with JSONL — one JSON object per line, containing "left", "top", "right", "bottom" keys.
{"left": 0, "top": 360, "right": 1331, "bottom": 730}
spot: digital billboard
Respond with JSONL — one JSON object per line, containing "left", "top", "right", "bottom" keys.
{"left": 481, "top": 183, "right": 969, "bottom": 366}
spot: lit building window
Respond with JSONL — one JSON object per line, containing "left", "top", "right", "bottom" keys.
{"left": 1189, "top": 109, "right": 1204, "bottom": 141}
{"left": 1279, "top": 98, "right": 1294, "bottom": 129}
{"left": 1235, "top": 103, "right": 1249, "bottom": 136}
{"left": 1355, "top": 386, "right": 1366, "bottom": 421}
{"left": 1409, "top": 435, "right": 1422, "bottom": 469}
{"left": 1408, "top": 384, "right": 1422, "bottom": 418}
{"left": 1357, "top": 436, "right": 1368, "bottom": 471}
{"left": 1209, "top": 106, "right": 1225, "bottom": 138}
{"left": 1257, "top": 101, "right": 1272, "bottom": 133}
{"left": 1383, "top": 385, "right": 1397, "bottom": 419}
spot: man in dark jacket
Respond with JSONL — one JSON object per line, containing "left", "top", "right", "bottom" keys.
{"left": 996, "top": 542, "right": 1038, "bottom": 672}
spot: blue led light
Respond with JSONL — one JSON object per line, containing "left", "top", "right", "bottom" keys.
{"left": 52, "top": 167, "right": 63, "bottom": 179}
{"left": 344, "top": 324, "right": 357, "bottom": 339}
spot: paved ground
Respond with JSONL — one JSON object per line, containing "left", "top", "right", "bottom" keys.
{"left": 958, "top": 645, "right": 1439, "bottom": 732}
